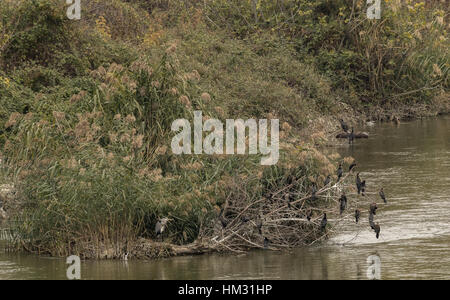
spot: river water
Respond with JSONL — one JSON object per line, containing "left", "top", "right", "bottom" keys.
{"left": 1, "top": 115, "right": 449, "bottom": 280}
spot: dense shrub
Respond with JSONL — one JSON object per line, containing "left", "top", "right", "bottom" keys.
{"left": 0, "top": 0, "right": 71, "bottom": 68}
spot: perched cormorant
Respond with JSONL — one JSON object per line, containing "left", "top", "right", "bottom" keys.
{"left": 361, "top": 180, "right": 366, "bottom": 196}
{"left": 256, "top": 217, "right": 263, "bottom": 235}
{"left": 337, "top": 164, "right": 343, "bottom": 182}
{"left": 370, "top": 203, "right": 378, "bottom": 216}
{"left": 339, "top": 119, "right": 349, "bottom": 133}
{"left": 324, "top": 175, "right": 331, "bottom": 187}
{"left": 369, "top": 213, "right": 375, "bottom": 230}
{"left": 348, "top": 128, "right": 355, "bottom": 144}
{"left": 356, "top": 173, "right": 362, "bottom": 195}
{"left": 320, "top": 213, "right": 328, "bottom": 231}
{"left": 379, "top": 188, "right": 387, "bottom": 204}
{"left": 355, "top": 209, "right": 361, "bottom": 224}
{"left": 374, "top": 224, "right": 381, "bottom": 239}
{"left": 310, "top": 183, "right": 317, "bottom": 201}
{"left": 263, "top": 237, "right": 270, "bottom": 249}
{"left": 219, "top": 208, "right": 228, "bottom": 228}
{"left": 339, "top": 193, "right": 348, "bottom": 215}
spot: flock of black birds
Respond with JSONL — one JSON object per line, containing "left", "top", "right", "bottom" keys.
{"left": 319, "top": 119, "right": 389, "bottom": 240}
{"left": 203, "top": 118, "right": 387, "bottom": 249}
{"left": 319, "top": 159, "right": 387, "bottom": 240}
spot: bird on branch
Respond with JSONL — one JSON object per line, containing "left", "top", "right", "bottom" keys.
{"left": 339, "top": 119, "right": 349, "bottom": 133}
{"left": 355, "top": 209, "right": 361, "bottom": 224}
{"left": 320, "top": 213, "right": 328, "bottom": 232}
{"left": 337, "top": 164, "right": 343, "bottom": 182}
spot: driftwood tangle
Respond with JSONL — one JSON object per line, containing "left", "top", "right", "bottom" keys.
{"left": 126, "top": 174, "right": 360, "bottom": 259}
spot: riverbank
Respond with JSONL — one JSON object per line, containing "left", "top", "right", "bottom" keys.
{"left": 0, "top": 102, "right": 448, "bottom": 260}
{"left": 0, "top": 72, "right": 447, "bottom": 261}
{"left": 0, "top": 0, "right": 448, "bottom": 260}
{"left": 2, "top": 108, "right": 447, "bottom": 260}
{"left": 2, "top": 115, "right": 449, "bottom": 280}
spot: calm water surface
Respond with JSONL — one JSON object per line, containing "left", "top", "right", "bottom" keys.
{"left": 1, "top": 115, "right": 449, "bottom": 280}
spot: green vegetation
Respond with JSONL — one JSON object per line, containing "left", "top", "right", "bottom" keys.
{"left": 202, "top": 0, "right": 449, "bottom": 106}
{"left": 0, "top": 0, "right": 448, "bottom": 257}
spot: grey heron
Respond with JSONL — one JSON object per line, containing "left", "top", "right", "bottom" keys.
{"left": 155, "top": 217, "right": 170, "bottom": 241}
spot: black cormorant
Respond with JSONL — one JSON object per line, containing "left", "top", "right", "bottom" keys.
{"left": 310, "top": 183, "right": 317, "bottom": 201}
{"left": 355, "top": 209, "right": 361, "bottom": 223}
{"left": 320, "top": 213, "right": 328, "bottom": 231}
{"left": 369, "top": 212, "right": 375, "bottom": 230}
{"left": 339, "top": 119, "right": 349, "bottom": 133}
{"left": 361, "top": 180, "right": 366, "bottom": 196}
{"left": 219, "top": 208, "right": 228, "bottom": 228}
{"left": 339, "top": 193, "right": 348, "bottom": 215}
{"left": 356, "top": 173, "right": 362, "bottom": 195}
{"left": 256, "top": 217, "right": 263, "bottom": 235}
{"left": 379, "top": 188, "right": 387, "bottom": 204}
{"left": 348, "top": 128, "right": 355, "bottom": 144}
{"left": 337, "top": 164, "right": 343, "bottom": 182}
{"left": 374, "top": 224, "right": 381, "bottom": 239}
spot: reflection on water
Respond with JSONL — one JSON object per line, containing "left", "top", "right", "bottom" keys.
{"left": 1, "top": 115, "right": 449, "bottom": 280}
